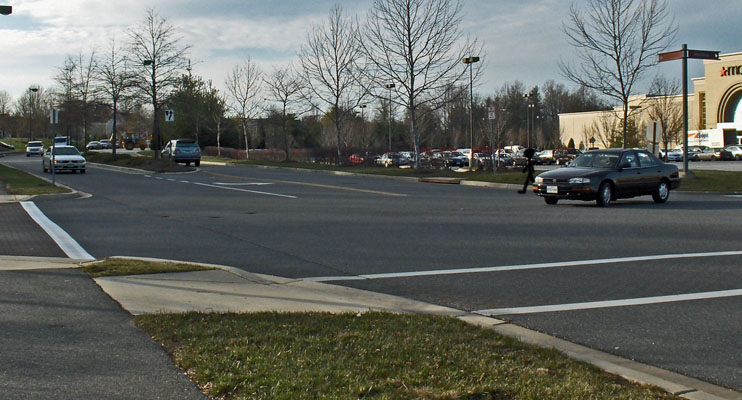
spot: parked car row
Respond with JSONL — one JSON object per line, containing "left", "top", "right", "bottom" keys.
{"left": 85, "top": 139, "right": 113, "bottom": 150}
{"left": 659, "top": 145, "right": 742, "bottom": 161}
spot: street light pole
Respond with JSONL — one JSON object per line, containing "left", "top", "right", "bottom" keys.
{"left": 385, "top": 83, "right": 394, "bottom": 152}
{"left": 462, "top": 56, "right": 479, "bottom": 171}
{"left": 27, "top": 87, "right": 38, "bottom": 140}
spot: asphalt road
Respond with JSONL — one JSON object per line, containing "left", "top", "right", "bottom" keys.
{"left": 5, "top": 153, "right": 742, "bottom": 392}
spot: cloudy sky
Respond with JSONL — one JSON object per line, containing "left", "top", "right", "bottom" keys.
{"left": 1, "top": 0, "right": 740, "bottom": 106}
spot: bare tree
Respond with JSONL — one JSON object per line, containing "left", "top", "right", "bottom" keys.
{"left": 76, "top": 50, "right": 97, "bottom": 145}
{"left": 362, "top": 0, "right": 482, "bottom": 168}
{"left": 647, "top": 75, "right": 682, "bottom": 158}
{"left": 0, "top": 90, "right": 11, "bottom": 136}
{"left": 16, "top": 86, "right": 51, "bottom": 140}
{"left": 560, "top": 0, "right": 676, "bottom": 148}
{"left": 128, "top": 8, "right": 190, "bottom": 158}
{"left": 299, "top": 4, "right": 370, "bottom": 164}
{"left": 54, "top": 56, "right": 80, "bottom": 142}
{"left": 263, "top": 65, "right": 304, "bottom": 161}
{"left": 225, "top": 59, "right": 263, "bottom": 160}
{"left": 97, "top": 37, "right": 135, "bottom": 155}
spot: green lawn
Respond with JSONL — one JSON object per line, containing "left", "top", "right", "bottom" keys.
{"left": 0, "top": 164, "right": 70, "bottom": 195}
{"left": 137, "top": 312, "right": 679, "bottom": 400}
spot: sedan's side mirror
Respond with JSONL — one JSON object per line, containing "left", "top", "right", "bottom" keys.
{"left": 618, "top": 161, "right": 631, "bottom": 170}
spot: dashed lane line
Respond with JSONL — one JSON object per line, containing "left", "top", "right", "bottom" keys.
{"left": 193, "top": 182, "right": 297, "bottom": 199}
{"left": 205, "top": 171, "right": 408, "bottom": 197}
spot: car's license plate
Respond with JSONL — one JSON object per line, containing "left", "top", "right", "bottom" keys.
{"left": 546, "top": 185, "right": 558, "bottom": 194}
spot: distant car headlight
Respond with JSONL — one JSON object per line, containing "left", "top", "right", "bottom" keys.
{"left": 569, "top": 177, "right": 591, "bottom": 184}
{"left": 534, "top": 176, "right": 543, "bottom": 184}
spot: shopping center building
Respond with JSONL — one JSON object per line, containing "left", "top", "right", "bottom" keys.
{"left": 559, "top": 52, "right": 742, "bottom": 151}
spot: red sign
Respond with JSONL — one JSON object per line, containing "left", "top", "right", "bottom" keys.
{"left": 658, "top": 50, "right": 684, "bottom": 62}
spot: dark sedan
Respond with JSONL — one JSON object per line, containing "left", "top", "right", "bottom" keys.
{"left": 532, "top": 149, "right": 681, "bottom": 206}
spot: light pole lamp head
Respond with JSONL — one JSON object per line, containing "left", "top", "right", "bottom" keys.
{"left": 385, "top": 83, "right": 395, "bottom": 89}
{"left": 0, "top": 6, "right": 11, "bottom": 15}
{"left": 143, "top": 59, "right": 153, "bottom": 66}
{"left": 359, "top": 104, "right": 367, "bottom": 108}
{"left": 461, "top": 56, "right": 480, "bottom": 64}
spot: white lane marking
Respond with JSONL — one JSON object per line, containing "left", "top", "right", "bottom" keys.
{"left": 476, "top": 289, "right": 742, "bottom": 316}
{"left": 303, "top": 250, "right": 742, "bottom": 282}
{"left": 213, "top": 182, "right": 273, "bottom": 186}
{"left": 20, "top": 201, "right": 94, "bottom": 260}
{"left": 193, "top": 182, "right": 297, "bottom": 199}
{"left": 724, "top": 195, "right": 742, "bottom": 198}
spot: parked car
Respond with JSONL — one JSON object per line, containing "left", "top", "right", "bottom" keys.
{"left": 98, "top": 139, "right": 113, "bottom": 149}
{"left": 693, "top": 147, "right": 729, "bottom": 161}
{"left": 537, "top": 149, "right": 555, "bottom": 164}
{"left": 512, "top": 149, "right": 542, "bottom": 167}
{"left": 25, "top": 141, "right": 44, "bottom": 157}
{"left": 445, "top": 151, "right": 469, "bottom": 168}
{"left": 42, "top": 145, "right": 86, "bottom": 173}
{"left": 713, "top": 148, "right": 734, "bottom": 161}
{"left": 377, "top": 152, "right": 409, "bottom": 168}
{"left": 533, "top": 149, "right": 681, "bottom": 206}
{"left": 86, "top": 141, "right": 102, "bottom": 150}
{"left": 0, "top": 141, "right": 14, "bottom": 150}
{"left": 725, "top": 145, "right": 742, "bottom": 160}
{"left": 554, "top": 148, "right": 582, "bottom": 165}
{"left": 161, "top": 139, "right": 201, "bottom": 166}
{"left": 665, "top": 149, "right": 683, "bottom": 162}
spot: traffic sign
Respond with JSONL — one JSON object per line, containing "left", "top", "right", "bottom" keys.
{"left": 488, "top": 107, "right": 496, "bottom": 120}
{"left": 164, "top": 109, "right": 174, "bottom": 122}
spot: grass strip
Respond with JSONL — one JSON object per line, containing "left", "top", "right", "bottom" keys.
{"left": 680, "top": 170, "right": 742, "bottom": 192}
{"left": 136, "top": 312, "right": 678, "bottom": 400}
{"left": 81, "top": 258, "right": 213, "bottom": 278}
{"left": 0, "top": 164, "right": 70, "bottom": 195}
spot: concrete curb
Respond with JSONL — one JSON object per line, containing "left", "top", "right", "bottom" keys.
{"left": 89, "top": 256, "right": 740, "bottom": 400}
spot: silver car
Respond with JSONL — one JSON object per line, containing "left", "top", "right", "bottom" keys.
{"left": 42, "top": 145, "right": 86, "bottom": 173}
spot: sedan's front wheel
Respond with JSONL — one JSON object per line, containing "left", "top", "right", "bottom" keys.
{"left": 652, "top": 180, "right": 670, "bottom": 203}
{"left": 596, "top": 182, "right": 613, "bottom": 207}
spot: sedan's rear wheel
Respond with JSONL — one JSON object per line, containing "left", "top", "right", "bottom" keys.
{"left": 544, "top": 197, "right": 558, "bottom": 205}
{"left": 652, "top": 180, "right": 670, "bottom": 203}
{"left": 596, "top": 182, "right": 613, "bottom": 207}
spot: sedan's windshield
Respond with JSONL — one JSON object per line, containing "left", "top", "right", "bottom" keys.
{"left": 569, "top": 152, "right": 619, "bottom": 168}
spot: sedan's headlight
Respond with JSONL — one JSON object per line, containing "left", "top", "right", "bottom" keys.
{"left": 569, "top": 177, "right": 591, "bottom": 184}
{"left": 534, "top": 176, "right": 543, "bottom": 184}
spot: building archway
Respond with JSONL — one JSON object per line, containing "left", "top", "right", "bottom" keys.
{"left": 718, "top": 83, "right": 742, "bottom": 124}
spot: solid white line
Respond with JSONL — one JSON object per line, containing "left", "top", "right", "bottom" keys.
{"left": 193, "top": 182, "right": 297, "bottom": 199}
{"left": 20, "top": 202, "right": 94, "bottom": 260}
{"left": 476, "top": 289, "right": 742, "bottom": 315}
{"left": 303, "top": 250, "right": 742, "bottom": 282}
